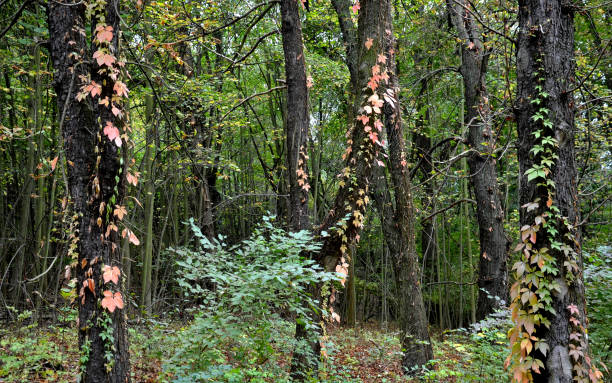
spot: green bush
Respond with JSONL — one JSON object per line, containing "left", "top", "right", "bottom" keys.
{"left": 163, "top": 216, "right": 339, "bottom": 382}
{"left": 584, "top": 245, "right": 612, "bottom": 374}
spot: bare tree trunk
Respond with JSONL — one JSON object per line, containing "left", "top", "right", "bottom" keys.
{"left": 448, "top": 0, "right": 509, "bottom": 319}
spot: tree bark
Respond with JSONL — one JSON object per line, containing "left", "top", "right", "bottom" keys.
{"left": 514, "top": 0, "right": 598, "bottom": 381}
{"left": 47, "top": 1, "right": 130, "bottom": 381}
{"left": 448, "top": 0, "right": 509, "bottom": 319}
{"left": 380, "top": 8, "right": 434, "bottom": 368}
{"left": 279, "top": 0, "right": 314, "bottom": 378}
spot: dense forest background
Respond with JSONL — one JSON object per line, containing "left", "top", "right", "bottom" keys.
{"left": 0, "top": 0, "right": 610, "bottom": 382}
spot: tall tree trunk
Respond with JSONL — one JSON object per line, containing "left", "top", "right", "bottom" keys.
{"left": 380, "top": 5, "right": 434, "bottom": 369}
{"left": 510, "top": 0, "right": 601, "bottom": 381}
{"left": 448, "top": 0, "right": 509, "bottom": 319}
{"left": 48, "top": 1, "right": 130, "bottom": 381}
{"left": 279, "top": 0, "right": 313, "bottom": 378}
{"left": 332, "top": 0, "right": 433, "bottom": 371}
{"left": 141, "top": 94, "right": 155, "bottom": 315}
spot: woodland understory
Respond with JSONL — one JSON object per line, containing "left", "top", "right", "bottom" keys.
{"left": 0, "top": 0, "right": 610, "bottom": 382}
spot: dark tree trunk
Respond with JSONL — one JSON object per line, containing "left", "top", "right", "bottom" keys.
{"left": 514, "top": 0, "right": 598, "bottom": 381}
{"left": 279, "top": 0, "right": 314, "bottom": 379}
{"left": 280, "top": 0, "right": 310, "bottom": 232}
{"left": 380, "top": 7, "right": 434, "bottom": 369}
{"left": 448, "top": 0, "right": 509, "bottom": 319}
{"left": 48, "top": 1, "right": 130, "bottom": 382}
{"left": 332, "top": 0, "right": 433, "bottom": 372}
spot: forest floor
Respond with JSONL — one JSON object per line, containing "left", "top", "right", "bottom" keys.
{"left": 0, "top": 313, "right": 511, "bottom": 383}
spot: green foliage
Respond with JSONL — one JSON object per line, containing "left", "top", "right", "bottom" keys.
{"left": 584, "top": 245, "right": 612, "bottom": 371}
{"left": 423, "top": 311, "right": 512, "bottom": 382}
{"left": 163, "top": 216, "right": 339, "bottom": 382}
{"left": 0, "top": 309, "right": 73, "bottom": 383}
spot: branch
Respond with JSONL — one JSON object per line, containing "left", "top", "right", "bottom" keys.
{"left": 224, "top": 29, "right": 279, "bottom": 73}
{"left": 219, "top": 85, "right": 286, "bottom": 123}
{"left": 421, "top": 198, "right": 476, "bottom": 221}
{"left": 0, "top": 0, "right": 33, "bottom": 40}
{"left": 566, "top": 39, "right": 611, "bottom": 94}
{"left": 197, "top": 1, "right": 279, "bottom": 36}
{"left": 578, "top": 196, "right": 611, "bottom": 227}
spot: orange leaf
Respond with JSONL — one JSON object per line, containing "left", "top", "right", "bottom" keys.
{"left": 101, "top": 290, "right": 124, "bottom": 312}
{"left": 364, "top": 38, "right": 373, "bottom": 50}
{"left": 103, "top": 265, "right": 121, "bottom": 285}
{"left": 113, "top": 205, "right": 127, "bottom": 220}
{"left": 87, "top": 278, "right": 95, "bottom": 294}
{"left": 50, "top": 156, "right": 58, "bottom": 171}
{"left": 128, "top": 230, "right": 140, "bottom": 246}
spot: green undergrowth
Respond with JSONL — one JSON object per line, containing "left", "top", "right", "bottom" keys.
{"left": 0, "top": 313, "right": 518, "bottom": 383}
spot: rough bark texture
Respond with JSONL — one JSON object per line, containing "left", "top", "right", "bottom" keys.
{"left": 281, "top": 0, "right": 310, "bottom": 232}
{"left": 279, "top": 0, "right": 314, "bottom": 378}
{"left": 333, "top": 0, "right": 433, "bottom": 371}
{"left": 448, "top": 0, "right": 509, "bottom": 319}
{"left": 48, "top": 1, "right": 130, "bottom": 382}
{"left": 380, "top": 8, "right": 434, "bottom": 369}
{"left": 515, "top": 0, "right": 590, "bottom": 381}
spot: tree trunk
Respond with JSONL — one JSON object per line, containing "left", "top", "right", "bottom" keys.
{"left": 448, "top": 0, "right": 510, "bottom": 319}
{"left": 48, "top": 1, "right": 130, "bottom": 381}
{"left": 279, "top": 0, "right": 315, "bottom": 378}
{"left": 511, "top": 0, "right": 601, "bottom": 381}
{"left": 379, "top": 7, "right": 434, "bottom": 369}
{"left": 141, "top": 94, "right": 155, "bottom": 315}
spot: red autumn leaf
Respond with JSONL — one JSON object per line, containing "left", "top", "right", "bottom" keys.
{"left": 103, "top": 121, "right": 119, "bottom": 141}
{"left": 101, "top": 290, "right": 124, "bottom": 312}
{"left": 95, "top": 25, "right": 114, "bottom": 44}
{"left": 351, "top": 2, "right": 360, "bottom": 12}
{"left": 567, "top": 304, "right": 579, "bottom": 316}
{"left": 103, "top": 265, "right": 121, "bottom": 284}
{"left": 50, "top": 156, "right": 58, "bottom": 171}
{"left": 103, "top": 121, "right": 122, "bottom": 147}
{"left": 126, "top": 172, "right": 139, "bottom": 186}
{"left": 93, "top": 50, "right": 116, "bottom": 67}
{"left": 127, "top": 230, "right": 140, "bottom": 245}
{"left": 367, "top": 77, "right": 378, "bottom": 91}
{"left": 364, "top": 38, "right": 373, "bottom": 50}
{"left": 374, "top": 119, "right": 383, "bottom": 131}
{"left": 356, "top": 114, "right": 369, "bottom": 125}
{"left": 306, "top": 76, "right": 313, "bottom": 88}
{"left": 87, "top": 278, "right": 95, "bottom": 294}
{"left": 377, "top": 53, "right": 387, "bottom": 64}
{"left": 113, "top": 81, "right": 129, "bottom": 97}
{"left": 111, "top": 104, "right": 123, "bottom": 118}
{"left": 530, "top": 232, "right": 536, "bottom": 244}
{"left": 369, "top": 131, "right": 378, "bottom": 144}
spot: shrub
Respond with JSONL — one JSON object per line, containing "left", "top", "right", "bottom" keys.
{"left": 163, "top": 216, "right": 339, "bottom": 382}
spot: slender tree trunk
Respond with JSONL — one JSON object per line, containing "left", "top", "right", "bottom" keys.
{"left": 48, "top": 1, "right": 130, "bottom": 381}
{"left": 141, "top": 94, "right": 155, "bottom": 315}
{"left": 511, "top": 0, "right": 600, "bottom": 381}
{"left": 448, "top": 0, "right": 509, "bottom": 319}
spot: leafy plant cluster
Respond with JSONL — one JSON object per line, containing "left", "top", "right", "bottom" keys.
{"left": 507, "top": 58, "right": 603, "bottom": 382}
{"left": 163, "top": 216, "right": 339, "bottom": 382}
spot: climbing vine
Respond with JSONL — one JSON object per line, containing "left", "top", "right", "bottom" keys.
{"left": 506, "top": 58, "right": 603, "bottom": 383}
